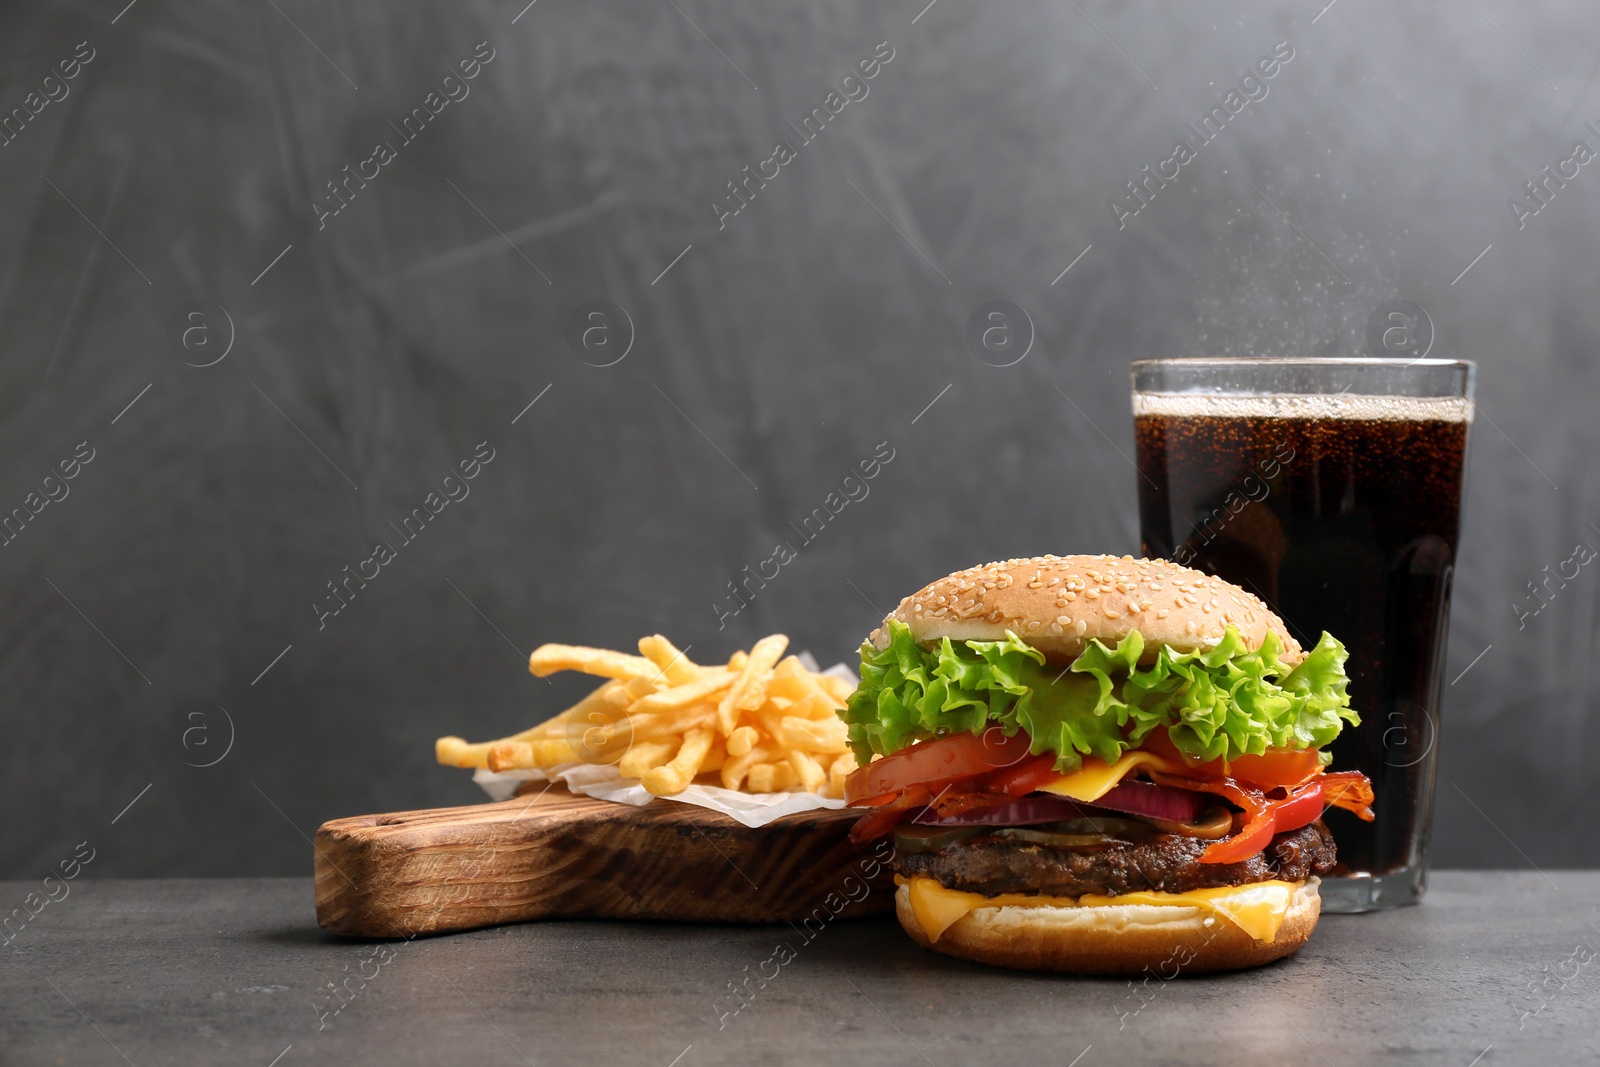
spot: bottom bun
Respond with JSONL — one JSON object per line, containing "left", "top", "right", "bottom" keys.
{"left": 895, "top": 880, "right": 1320, "bottom": 975}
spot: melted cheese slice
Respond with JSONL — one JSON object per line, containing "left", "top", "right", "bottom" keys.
{"left": 901, "top": 875, "right": 1298, "bottom": 944}
{"left": 1036, "top": 751, "right": 1185, "bottom": 802}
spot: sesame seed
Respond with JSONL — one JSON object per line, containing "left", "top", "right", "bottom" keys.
{"left": 1185, "top": 620, "right": 1197, "bottom": 635}
{"left": 1065, "top": 591, "right": 1078, "bottom": 602}
{"left": 1127, "top": 602, "right": 1140, "bottom": 614}
{"left": 1085, "top": 589, "right": 1100, "bottom": 600}
{"left": 1075, "top": 619, "right": 1088, "bottom": 636}
{"left": 1157, "top": 609, "right": 1169, "bottom": 619}
{"left": 1056, "top": 615, "right": 1070, "bottom": 625}
{"left": 1104, "top": 609, "right": 1120, "bottom": 619}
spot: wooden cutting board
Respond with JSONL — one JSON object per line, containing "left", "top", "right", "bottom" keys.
{"left": 313, "top": 784, "right": 895, "bottom": 937}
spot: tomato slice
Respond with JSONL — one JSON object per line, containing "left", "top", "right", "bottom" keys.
{"left": 1138, "top": 730, "right": 1322, "bottom": 791}
{"left": 982, "top": 754, "right": 1059, "bottom": 796}
{"left": 843, "top": 728, "right": 1034, "bottom": 805}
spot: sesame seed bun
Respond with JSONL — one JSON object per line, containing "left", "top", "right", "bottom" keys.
{"left": 894, "top": 878, "right": 1320, "bottom": 975}
{"left": 871, "top": 554, "right": 1301, "bottom": 665}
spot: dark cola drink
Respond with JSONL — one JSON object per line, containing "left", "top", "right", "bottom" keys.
{"left": 1130, "top": 361, "right": 1473, "bottom": 912}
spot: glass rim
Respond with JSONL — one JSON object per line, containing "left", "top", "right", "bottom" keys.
{"left": 1130, "top": 357, "right": 1473, "bottom": 372}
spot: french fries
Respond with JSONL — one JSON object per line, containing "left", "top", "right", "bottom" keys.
{"left": 435, "top": 634, "right": 859, "bottom": 798}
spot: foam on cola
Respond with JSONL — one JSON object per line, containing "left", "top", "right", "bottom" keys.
{"left": 1133, "top": 391, "right": 1471, "bottom": 878}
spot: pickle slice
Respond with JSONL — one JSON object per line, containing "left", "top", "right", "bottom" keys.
{"left": 891, "top": 824, "right": 985, "bottom": 853}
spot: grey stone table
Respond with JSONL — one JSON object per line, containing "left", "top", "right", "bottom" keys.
{"left": 2, "top": 873, "right": 1596, "bottom": 1066}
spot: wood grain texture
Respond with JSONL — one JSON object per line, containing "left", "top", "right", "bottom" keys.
{"left": 314, "top": 785, "right": 894, "bottom": 937}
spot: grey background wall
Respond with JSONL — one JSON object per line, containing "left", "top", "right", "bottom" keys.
{"left": 2, "top": 0, "right": 1596, "bottom": 878}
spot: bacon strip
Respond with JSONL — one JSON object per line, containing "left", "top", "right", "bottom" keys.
{"left": 927, "top": 789, "right": 1024, "bottom": 817}
{"left": 1146, "top": 770, "right": 1268, "bottom": 818}
{"left": 1320, "top": 771, "right": 1376, "bottom": 822}
{"left": 847, "top": 785, "right": 930, "bottom": 844}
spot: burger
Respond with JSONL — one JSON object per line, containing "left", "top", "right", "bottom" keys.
{"left": 837, "top": 554, "right": 1373, "bottom": 975}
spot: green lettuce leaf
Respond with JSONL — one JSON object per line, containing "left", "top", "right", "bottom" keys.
{"left": 840, "top": 620, "right": 1358, "bottom": 771}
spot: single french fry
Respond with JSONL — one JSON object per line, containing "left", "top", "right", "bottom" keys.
{"left": 779, "top": 715, "right": 849, "bottom": 754}
{"left": 643, "top": 727, "right": 714, "bottom": 796}
{"left": 623, "top": 675, "right": 659, "bottom": 702}
{"left": 638, "top": 634, "right": 702, "bottom": 686}
{"left": 726, "top": 725, "right": 760, "bottom": 757}
{"left": 726, "top": 650, "right": 749, "bottom": 671}
{"left": 486, "top": 741, "right": 534, "bottom": 771}
{"left": 529, "top": 644, "right": 655, "bottom": 680}
{"left": 746, "top": 762, "right": 777, "bottom": 793}
{"left": 530, "top": 738, "right": 578, "bottom": 766}
{"left": 718, "top": 634, "right": 788, "bottom": 731}
{"left": 629, "top": 670, "right": 736, "bottom": 713}
{"left": 435, "top": 736, "right": 492, "bottom": 768}
{"left": 699, "top": 738, "right": 727, "bottom": 774}
{"left": 617, "top": 739, "right": 678, "bottom": 780}
{"left": 788, "top": 749, "right": 826, "bottom": 793}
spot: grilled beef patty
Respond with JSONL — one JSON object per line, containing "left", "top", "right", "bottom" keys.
{"left": 895, "top": 820, "right": 1337, "bottom": 897}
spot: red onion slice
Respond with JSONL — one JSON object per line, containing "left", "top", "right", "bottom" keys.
{"left": 1091, "top": 779, "right": 1205, "bottom": 823}
{"left": 910, "top": 795, "right": 1092, "bottom": 826}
